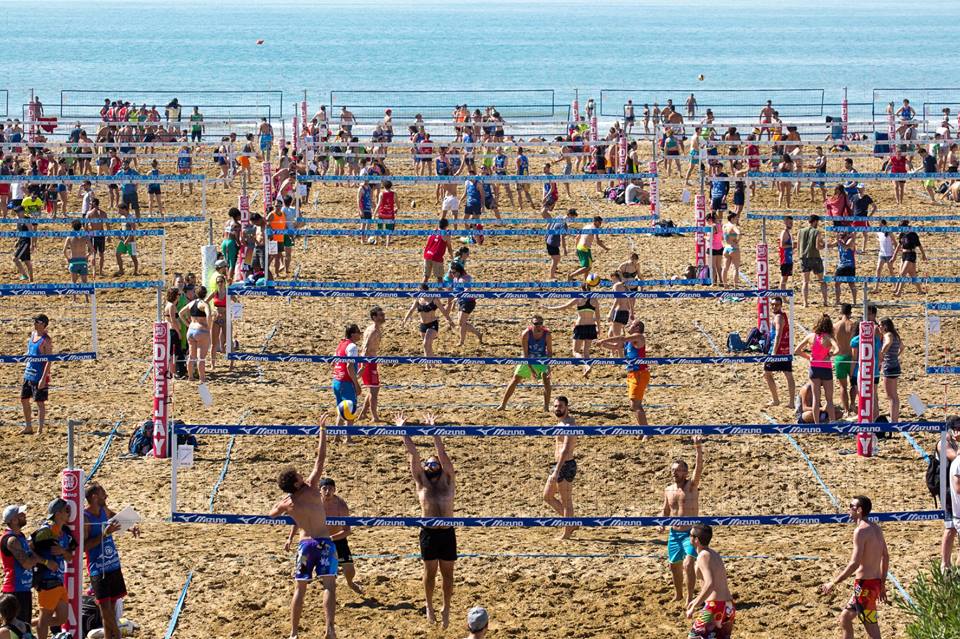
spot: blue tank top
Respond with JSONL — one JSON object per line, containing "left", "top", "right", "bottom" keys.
{"left": 1, "top": 530, "right": 35, "bottom": 592}
{"left": 435, "top": 158, "right": 448, "bottom": 174}
{"left": 465, "top": 180, "right": 481, "bottom": 206}
{"left": 527, "top": 329, "right": 548, "bottom": 357}
{"left": 624, "top": 339, "right": 647, "bottom": 372}
{"left": 24, "top": 333, "right": 47, "bottom": 383}
{"left": 517, "top": 155, "right": 529, "bottom": 175}
{"left": 838, "top": 242, "right": 855, "bottom": 269}
{"left": 84, "top": 508, "right": 122, "bottom": 576}
{"left": 494, "top": 154, "right": 507, "bottom": 173}
{"left": 481, "top": 182, "right": 494, "bottom": 200}
{"left": 359, "top": 186, "right": 372, "bottom": 214}
{"left": 31, "top": 522, "right": 72, "bottom": 584}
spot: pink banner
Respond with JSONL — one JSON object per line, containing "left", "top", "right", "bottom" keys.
{"left": 856, "top": 321, "right": 877, "bottom": 456}
{"left": 694, "top": 194, "right": 706, "bottom": 277}
{"left": 841, "top": 99, "right": 849, "bottom": 138}
{"left": 590, "top": 115, "right": 598, "bottom": 144}
{"left": 572, "top": 99, "right": 580, "bottom": 123}
{"left": 292, "top": 116, "right": 299, "bottom": 153}
{"left": 61, "top": 469, "right": 84, "bottom": 636}
{"left": 152, "top": 322, "right": 169, "bottom": 458}
{"left": 618, "top": 135, "right": 627, "bottom": 174}
{"left": 756, "top": 243, "right": 770, "bottom": 332}
{"left": 262, "top": 160, "right": 273, "bottom": 213}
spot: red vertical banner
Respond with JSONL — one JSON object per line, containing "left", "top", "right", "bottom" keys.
{"left": 756, "top": 244, "right": 770, "bottom": 332}
{"left": 572, "top": 99, "right": 580, "bottom": 123}
{"left": 262, "top": 160, "right": 273, "bottom": 213}
{"left": 590, "top": 115, "right": 598, "bottom": 145}
{"left": 292, "top": 116, "right": 299, "bottom": 153}
{"left": 61, "top": 468, "right": 84, "bottom": 636}
{"left": 856, "top": 321, "right": 878, "bottom": 456}
{"left": 649, "top": 161, "right": 659, "bottom": 221}
{"left": 152, "top": 322, "right": 169, "bottom": 458}
{"left": 888, "top": 111, "right": 896, "bottom": 143}
{"left": 694, "top": 194, "right": 706, "bottom": 278}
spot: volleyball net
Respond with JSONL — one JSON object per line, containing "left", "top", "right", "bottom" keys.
{"left": 872, "top": 87, "right": 960, "bottom": 130}
{"left": 328, "top": 89, "right": 557, "bottom": 121}
{"left": 598, "top": 88, "right": 826, "bottom": 119}
{"left": 57, "top": 89, "right": 284, "bottom": 122}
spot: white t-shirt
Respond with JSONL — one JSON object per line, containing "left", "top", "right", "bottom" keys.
{"left": 625, "top": 183, "right": 641, "bottom": 204}
{"left": 442, "top": 194, "right": 459, "bottom": 214}
{"left": 951, "top": 455, "right": 960, "bottom": 528}
{"left": 81, "top": 191, "right": 94, "bottom": 216}
{"left": 877, "top": 232, "right": 894, "bottom": 258}
{"left": 346, "top": 342, "right": 358, "bottom": 358}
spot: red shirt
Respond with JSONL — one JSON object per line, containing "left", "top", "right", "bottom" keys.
{"left": 889, "top": 156, "right": 908, "bottom": 173}
{"left": 773, "top": 311, "right": 791, "bottom": 355}
{"left": 332, "top": 338, "right": 355, "bottom": 382}
{"left": 377, "top": 191, "right": 396, "bottom": 219}
{"left": 423, "top": 232, "right": 447, "bottom": 262}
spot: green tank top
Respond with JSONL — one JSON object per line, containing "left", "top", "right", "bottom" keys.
{"left": 799, "top": 227, "right": 820, "bottom": 259}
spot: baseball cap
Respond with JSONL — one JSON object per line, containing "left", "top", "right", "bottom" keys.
{"left": 33, "top": 314, "right": 49, "bottom": 325}
{"left": 318, "top": 478, "right": 336, "bottom": 488}
{"left": 467, "top": 607, "right": 489, "bottom": 632}
{"left": 47, "top": 498, "right": 69, "bottom": 517}
{"left": 214, "top": 259, "right": 228, "bottom": 269}
{"left": 2, "top": 504, "right": 27, "bottom": 524}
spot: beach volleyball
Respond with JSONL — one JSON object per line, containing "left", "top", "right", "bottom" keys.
{"left": 698, "top": 74, "right": 705, "bottom": 81}
{"left": 585, "top": 273, "right": 601, "bottom": 287}
{"left": 338, "top": 399, "right": 358, "bottom": 421}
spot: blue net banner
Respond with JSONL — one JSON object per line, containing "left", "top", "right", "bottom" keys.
{"left": 928, "top": 366, "right": 960, "bottom": 375}
{"left": 747, "top": 212, "right": 960, "bottom": 222}
{"left": 0, "top": 215, "right": 204, "bottom": 225}
{"left": 746, "top": 171, "right": 960, "bottom": 181}
{"left": 172, "top": 510, "right": 941, "bottom": 528}
{"left": 0, "top": 229, "right": 164, "bottom": 239}
{"left": 0, "top": 281, "right": 163, "bottom": 295}
{"left": 228, "top": 352, "right": 791, "bottom": 366}
{"left": 927, "top": 302, "right": 960, "bottom": 311}
{"left": 0, "top": 352, "right": 96, "bottom": 363}
{"left": 828, "top": 226, "right": 960, "bottom": 234}
{"left": 284, "top": 226, "right": 705, "bottom": 238}
{"left": 0, "top": 175, "right": 206, "bottom": 184}
{"left": 229, "top": 287, "right": 790, "bottom": 300}
{"left": 178, "top": 421, "right": 942, "bottom": 438}
{"left": 827, "top": 276, "right": 960, "bottom": 284}
{"left": 298, "top": 172, "right": 655, "bottom": 184}
{"left": 299, "top": 214, "right": 657, "bottom": 225}
{"left": 268, "top": 278, "right": 711, "bottom": 290}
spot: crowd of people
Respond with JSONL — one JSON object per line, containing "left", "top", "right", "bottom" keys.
{"left": 5, "top": 92, "right": 960, "bottom": 639}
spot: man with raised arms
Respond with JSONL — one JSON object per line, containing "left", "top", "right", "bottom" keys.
{"left": 659, "top": 436, "right": 704, "bottom": 604}
{"left": 833, "top": 303, "right": 857, "bottom": 416}
{"left": 821, "top": 495, "right": 889, "bottom": 639}
{"left": 686, "top": 524, "right": 735, "bottom": 638}
{"left": 543, "top": 396, "right": 577, "bottom": 540}
{"left": 270, "top": 416, "right": 338, "bottom": 639}
{"left": 357, "top": 306, "right": 386, "bottom": 423}
{"left": 399, "top": 412, "right": 456, "bottom": 629}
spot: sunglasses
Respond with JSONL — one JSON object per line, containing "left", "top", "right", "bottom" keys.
{"left": 423, "top": 461, "right": 441, "bottom": 469}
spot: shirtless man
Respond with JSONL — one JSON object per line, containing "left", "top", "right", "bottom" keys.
{"left": 84, "top": 196, "right": 108, "bottom": 276}
{"left": 833, "top": 304, "right": 857, "bottom": 415}
{"left": 686, "top": 93, "right": 698, "bottom": 118}
{"left": 759, "top": 100, "right": 776, "bottom": 139}
{"left": 257, "top": 119, "right": 274, "bottom": 160}
{"left": 290, "top": 478, "right": 364, "bottom": 595}
{"left": 659, "top": 436, "right": 704, "bottom": 604}
{"left": 543, "top": 396, "right": 578, "bottom": 539}
{"left": 686, "top": 524, "right": 735, "bottom": 639}
{"left": 568, "top": 216, "right": 610, "bottom": 281}
{"left": 63, "top": 219, "right": 93, "bottom": 285}
{"left": 357, "top": 306, "right": 386, "bottom": 423}
{"left": 821, "top": 495, "right": 889, "bottom": 639}
{"left": 270, "top": 416, "right": 337, "bottom": 639}
{"left": 400, "top": 412, "right": 456, "bottom": 629}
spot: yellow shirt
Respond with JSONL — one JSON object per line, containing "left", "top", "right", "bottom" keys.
{"left": 21, "top": 196, "right": 44, "bottom": 215}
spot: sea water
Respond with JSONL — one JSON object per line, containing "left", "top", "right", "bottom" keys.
{"left": 1, "top": 0, "right": 958, "bottom": 120}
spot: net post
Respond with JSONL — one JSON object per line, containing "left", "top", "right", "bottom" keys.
{"left": 62, "top": 421, "right": 84, "bottom": 638}
{"left": 941, "top": 425, "right": 949, "bottom": 523}
{"left": 152, "top": 322, "right": 170, "bottom": 459}
{"left": 91, "top": 290, "right": 99, "bottom": 356}
{"left": 202, "top": 178, "right": 208, "bottom": 231}
{"left": 694, "top": 194, "right": 706, "bottom": 280}
{"left": 924, "top": 304, "right": 930, "bottom": 372}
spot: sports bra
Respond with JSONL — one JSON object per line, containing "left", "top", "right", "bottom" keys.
{"left": 417, "top": 300, "right": 438, "bottom": 313}
{"left": 576, "top": 299, "right": 597, "bottom": 320}
{"left": 189, "top": 300, "right": 207, "bottom": 318}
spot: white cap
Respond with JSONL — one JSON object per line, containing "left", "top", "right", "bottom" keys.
{"left": 2, "top": 504, "right": 27, "bottom": 525}
{"left": 467, "top": 606, "right": 489, "bottom": 632}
